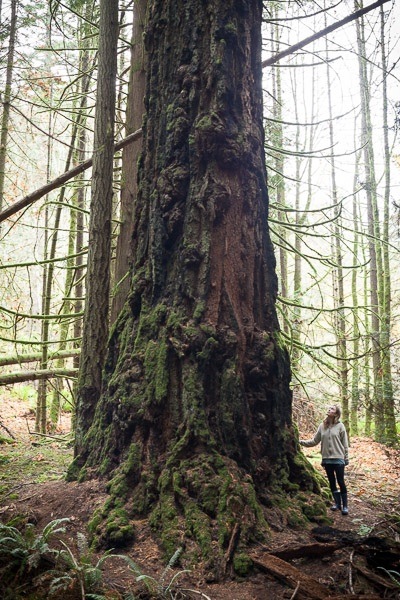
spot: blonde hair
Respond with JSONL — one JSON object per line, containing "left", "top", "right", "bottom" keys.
{"left": 323, "top": 405, "right": 341, "bottom": 429}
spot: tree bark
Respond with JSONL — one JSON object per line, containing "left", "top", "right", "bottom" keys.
{"left": 379, "top": 3, "right": 397, "bottom": 444}
{"left": 74, "top": 0, "right": 119, "bottom": 452}
{"left": 325, "top": 22, "right": 348, "bottom": 425}
{"left": 0, "top": 0, "right": 17, "bottom": 216}
{"left": 355, "top": 0, "right": 384, "bottom": 441}
{"left": 111, "top": 0, "right": 147, "bottom": 323}
{"left": 72, "top": 0, "right": 319, "bottom": 563}
{"left": 350, "top": 152, "right": 361, "bottom": 435}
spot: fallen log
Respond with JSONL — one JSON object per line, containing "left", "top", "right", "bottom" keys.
{"left": 311, "top": 527, "right": 400, "bottom": 570}
{"left": 353, "top": 557, "right": 399, "bottom": 591}
{"left": 250, "top": 552, "right": 329, "bottom": 599}
{"left": 271, "top": 541, "right": 341, "bottom": 561}
{"left": 251, "top": 551, "right": 387, "bottom": 600}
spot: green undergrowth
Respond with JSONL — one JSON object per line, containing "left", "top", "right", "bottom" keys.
{"left": 0, "top": 519, "right": 208, "bottom": 599}
{"left": 0, "top": 437, "right": 72, "bottom": 503}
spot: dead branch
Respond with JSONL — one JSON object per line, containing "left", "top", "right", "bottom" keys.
{"left": 0, "top": 349, "right": 80, "bottom": 367}
{"left": 290, "top": 581, "right": 301, "bottom": 600}
{"left": 224, "top": 522, "right": 241, "bottom": 572}
{"left": 349, "top": 549, "right": 355, "bottom": 595}
{"left": 0, "top": 420, "right": 16, "bottom": 439}
{"left": 0, "top": 128, "right": 142, "bottom": 224}
{"left": 262, "top": 0, "right": 390, "bottom": 67}
{"left": 0, "top": 368, "right": 78, "bottom": 385}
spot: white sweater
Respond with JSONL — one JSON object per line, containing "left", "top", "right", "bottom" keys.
{"left": 301, "top": 421, "right": 349, "bottom": 462}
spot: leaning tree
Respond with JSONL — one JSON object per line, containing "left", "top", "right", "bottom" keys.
{"left": 72, "top": 0, "right": 321, "bottom": 566}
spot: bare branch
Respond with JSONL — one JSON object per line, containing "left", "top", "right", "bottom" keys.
{"left": 0, "top": 128, "right": 142, "bottom": 224}
{"left": 262, "top": 0, "right": 390, "bottom": 68}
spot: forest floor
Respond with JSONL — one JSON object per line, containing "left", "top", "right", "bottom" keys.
{"left": 0, "top": 394, "right": 400, "bottom": 599}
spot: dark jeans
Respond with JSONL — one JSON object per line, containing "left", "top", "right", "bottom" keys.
{"left": 324, "top": 463, "right": 347, "bottom": 495}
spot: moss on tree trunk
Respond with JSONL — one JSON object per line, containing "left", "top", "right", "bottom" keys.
{"left": 72, "top": 0, "right": 324, "bottom": 569}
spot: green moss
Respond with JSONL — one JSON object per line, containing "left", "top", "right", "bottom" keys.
{"left": 66, "top": 457, "right": 81, "bottom": 482}
{"left": 293, "top": 451, "right": 328, "bottom": 494}
{"left": 195, "top": 111, "right": 220, "bottom": 133}
{"left": 287, "top": 508, "right": 307, "bottom": 529}
{"left": 155, "top": 339, "right": 169, "bottom": 401}
{"left": 271, "top": 494, "right": 290, "bottom": 510}
{"left": 197, "top": 337, "right": 218, "bottom": 362}
{"left": 167, "top": 309, "right": 185, "bottom": 329}
{"left": 134, "top": 301, "right": 167, "bottom": 350}
{"left": 89, "top": 507, "right": 135, "bottom": 549}
{"left": 104, "top": 508, "right": 135, "bottom": 547}
{"left": 107, "top": 472, "right": 129, "bottom": 500}
{"left": 233, "top": 553, "right": 253, "bottom": 577}
{"left": 99, "top": 457, "right": 111, "bottom": 476}
{"left": 224, "top": 22, "right": 238, "bottom": 36}
{"left": 77, "top": 466, "right": 87, "bottom": 483}
{"left": 0, "top": 435, "right": 15, "bottom": 445}
{"left": 143, "top": 338, "right": 169, "bottom": 403}
{"left": 184, "top": 500, "right": 212, "bottom": 557}
{"left": 300, "top": 496, "right": 327, "bottom": 523}
{"left": 106, "top": 443, "right": 142, "bottom": 506}
{"left": 273, "top": 330, "right": 288, "bottom": 354}
{"left": 149, "top": 496, "right": 181, "bottom": 558}
{"left": 193, "top": 301, "right": 205, "bottom": 322}
{"left": 88, "top": 509, "right": 102, "bottom": 535}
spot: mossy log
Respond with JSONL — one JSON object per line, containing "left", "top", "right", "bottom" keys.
{"left": 0, "top": 368, "right": 78, "bottom": 385}
{"left": 0, "top": 349, "right": 80, "bottom": 367}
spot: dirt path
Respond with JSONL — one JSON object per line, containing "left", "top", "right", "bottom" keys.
{"left": 1, "top": 395, "right": 399, "bottom": 599}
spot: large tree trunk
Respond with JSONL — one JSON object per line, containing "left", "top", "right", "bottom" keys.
{"left": 73, "top": 0, "right": 318, "bottom": 564}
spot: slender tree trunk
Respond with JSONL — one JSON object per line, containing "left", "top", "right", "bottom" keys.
{"left": 75, "top": 0, "right": 119, "bottom": 452}
{"left": 350, "top": 151, "right": 361, "bottom": 435}
{"left": 379, "top": 3, "right": 397, "bottom": 444}
{"left": 355, "top": 1, "right": 384, "bottom": 441}
{"left": 36, "top": 75, "right": 54, "bottom": 433}
{"left": 72, "top": 0, "right": 319, "bottom": 561}
{"left": 362, "top": 228, "right": 373, "bottom": 435}
{"left": 269, "top": 13, "right": 289, "bottom": 334}
{"left": 325, "top": 28, "right": 348, "bottom": 425}
{"left": 0, "top": 0, "right": 17, "bottom": 216}
{"left": 290, "top": 44, "right": 315, "bottom": 388}
{"left": 111, "top": 0, "right": 147, "bottom": 323}
{"left": 72, "top": 0, "right": 97, "bottom": 426}
{"left": 49, "top": 118, "right": 82, "bottom": 426}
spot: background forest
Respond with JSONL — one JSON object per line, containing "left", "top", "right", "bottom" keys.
{"left": 0, "top": 0, "right": 399, "bottom": 443}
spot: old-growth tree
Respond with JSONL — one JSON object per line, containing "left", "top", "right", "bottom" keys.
{"left": 72, "top": 0, "right": 320, "bottom": 561}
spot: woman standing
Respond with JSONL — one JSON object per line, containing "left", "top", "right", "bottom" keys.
{"left": 300, "top": 405, "right": 349, "bottom": 515}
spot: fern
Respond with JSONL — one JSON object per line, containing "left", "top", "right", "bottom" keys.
{"left": 0, "top": 519, "right": 69, "bottom": 575}
{"left": 127, "top": 547, "right": 191, "bottom": 599}
{"left": 378, "top": 567, "right": 400, "bottom": 588}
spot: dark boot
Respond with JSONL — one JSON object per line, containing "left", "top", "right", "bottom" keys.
{"left": 341, "top": 492, "right": 348, "bottom": 515}
{"left": 330, "top": 490, "right": 341, "bottom": 511}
